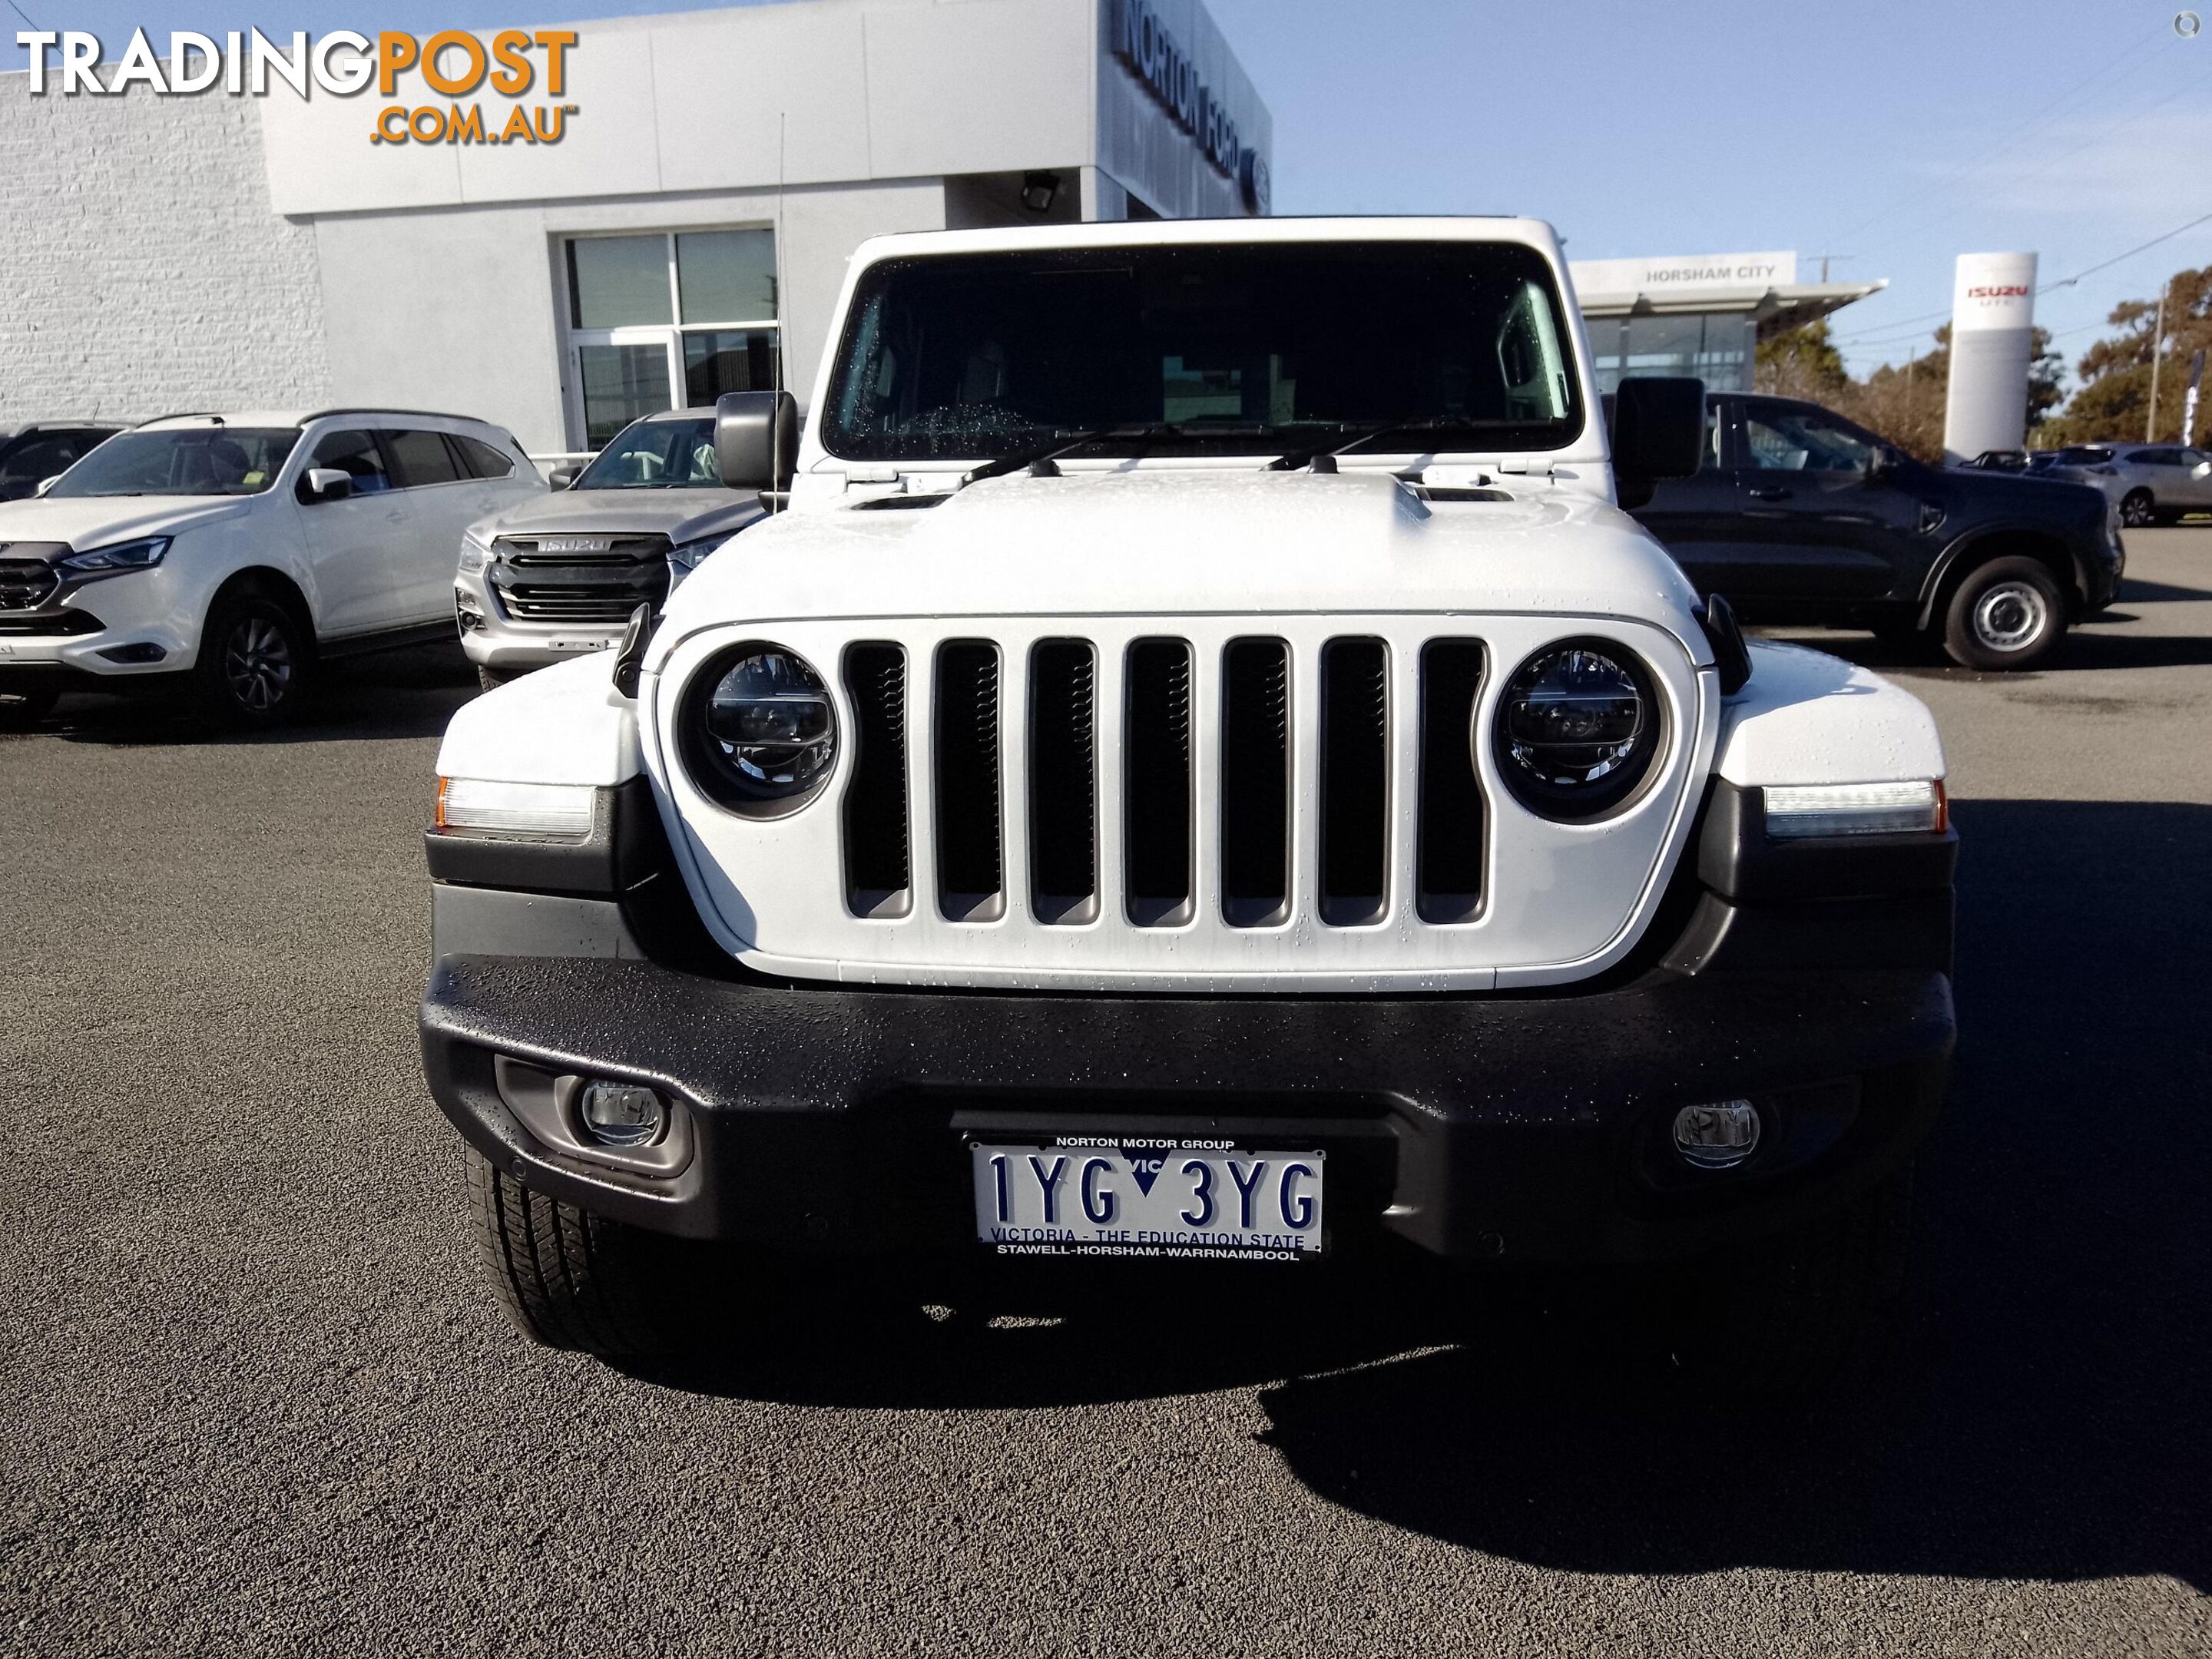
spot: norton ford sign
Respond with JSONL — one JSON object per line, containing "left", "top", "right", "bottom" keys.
{"left": 1110, "top": 0, "right": 1269, "bottom": 214}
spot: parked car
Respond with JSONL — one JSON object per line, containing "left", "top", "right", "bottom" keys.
{"left": 0, "top": 421, "right": 125, "bottom": 501}
{"left": 2034, "top": 443, "right": 2212, "bottom": 526}
{"left": 423, "top": 217, "right": 1956, "bottom": 1396}
{"left": 0, "top": 409, "right": 543, "bottom": 728}
{"left": 1956, "top": 449, "right": 2028, "bottom": 473}
{"left": 454, "top": 407, "right": 767, "bottom": 690}
{"left": 1631, "top": 392, "right": 2124, "bottom": 671}
{"left": 2025, "top": 445, "right": 2112, "bottom": 474}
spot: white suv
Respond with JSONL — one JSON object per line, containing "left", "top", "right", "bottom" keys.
{"left": 0, "top": 409, "right": 545, "bottom": 727}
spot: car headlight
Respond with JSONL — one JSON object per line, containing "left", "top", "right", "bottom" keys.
{"left": 679, "top": 644, "right": 836, "bottom": 812}
{"left": 665, "top": 534, "right": 728, "bottom": 590}
{"left": 58, "top": 535, "right": 169, "bottom": 579}
{"left": 458, "top": 526, "right": 495, "bottom": 575}
{"left": 1492, "top": 639, "right": 1662, "bottom": 819}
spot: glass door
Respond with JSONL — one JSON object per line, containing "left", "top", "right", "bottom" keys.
{"left": 564, "top": 230, "right": 781, "bottom": 449}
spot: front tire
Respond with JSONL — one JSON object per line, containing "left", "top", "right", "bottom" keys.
{"left": 194, "top": 587, "right": 311, "bottom": 727}
{"left": 476, "top": 664, "right": 521, "bottom": 692}
{"left": 1942, "top": 555, "right": 2067, "bottom": 671}
{"left": 2120, "top": 488, "right": 2156, "bottom": 528}
{"left": 465, "top": 1146, "right": 691, "bottom": 1357}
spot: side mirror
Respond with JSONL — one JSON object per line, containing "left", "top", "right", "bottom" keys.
{"left": 548, "top": 463, "right": 581, "bottom": 488}
{"left": 299, "top": 467, "right": 353, "bottom": 504}
{"left": 1609, "top": 376, "right": 1705, "bottom": 509}
{"left": 1866, "top": 444, "right": 1903, "bottom": 482}
{"left": 714, "top": 389, "right": 800, "bottom": 493}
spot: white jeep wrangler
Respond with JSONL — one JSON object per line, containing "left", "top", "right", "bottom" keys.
{"left": 422, "top": 219, "right": 1955, "bottom": 1386}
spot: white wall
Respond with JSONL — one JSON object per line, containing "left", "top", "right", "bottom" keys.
{"left": 310, "top": 178, "right": 948, "bottom": 452}
{"left": 0, "top": 75, "right": 329, "bottom": 426}
{"left": 259, "top": 0, "right": 1096, "bottom": 217}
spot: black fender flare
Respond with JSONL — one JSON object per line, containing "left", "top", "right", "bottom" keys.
{"left": 1914, "top": 527, "right": 2088, "bottom": 630}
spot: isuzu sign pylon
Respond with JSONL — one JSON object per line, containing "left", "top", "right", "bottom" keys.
{"left": 1944, "top": 252, "right": 2038, "bottom": 463}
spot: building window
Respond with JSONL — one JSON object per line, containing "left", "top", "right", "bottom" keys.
{"left": 1588, "top": 313, "right": 1756, "bottom": 396}
{"left": 564, "top": 230, "right": 780, "bottom": 449}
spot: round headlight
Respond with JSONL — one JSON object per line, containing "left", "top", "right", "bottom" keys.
{"left": 682, "top": 644, "right": 836, "bottom": 811}
{"left": 1492, "top": 640, "right": 1661, "bottom": 819}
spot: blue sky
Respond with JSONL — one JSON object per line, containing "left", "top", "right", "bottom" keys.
{"left": 8, "top": 0, "right": 2207, "bottom": 389}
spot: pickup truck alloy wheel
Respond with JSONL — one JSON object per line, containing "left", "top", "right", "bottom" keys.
{"left": 1942, "top": 555, "right": 2066, "bottom": 671}
{"left": 2121, "top": 488, "right": 2155, "bottom": 528}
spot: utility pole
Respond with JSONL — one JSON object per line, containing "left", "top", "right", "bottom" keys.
{"left": 2146, "top": 277, "right": 2169, "bottom": 442}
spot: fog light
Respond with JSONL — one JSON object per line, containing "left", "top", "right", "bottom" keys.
{"left": 578, "top": 1081, "right": 664, "bottom": 1147}
{"left": 1673, "top": 1100, "right": 1760, "bottom": 1170}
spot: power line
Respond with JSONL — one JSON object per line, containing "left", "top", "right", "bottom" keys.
{"left": 2041, "top": 205, "right": 2212, "bottom": 293}
{"left": 1866, "top": 54, "right": 2212, "bottom": 259}
{"left": 6, "top": 0, "right": 41, "bottom": 31}
{"left": 1826, "top": 17, "right": 2174, "bottom": 247}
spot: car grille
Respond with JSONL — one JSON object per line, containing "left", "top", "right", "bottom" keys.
{"left": 490, "top": 534, "right": 670, "bottom": 625}
{"left": 843, "top": 631, "right": 1496, "bottom": 932}
{"left": 657, "top": 615, "right": 1707, "bottom": 992}
{"left": 0, "top": 556, "right": 60, "bottom": 611}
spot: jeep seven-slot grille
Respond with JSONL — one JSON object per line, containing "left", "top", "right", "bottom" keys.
{"left": 843, "top": 634, "right": 1490, "bottom": 929}
{"left": 489, "top": 535, "right": 671, "bottom": 624}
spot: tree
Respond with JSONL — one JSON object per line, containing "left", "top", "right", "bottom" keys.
{"left": 1753, "top": 318, "right": 1849, "bottom": 401}
{"left": 2039, "top": 264, "right": 2212, "bottom": 445}
{"left": 1751, "top": 320, "right": 2068, "bottom": 462}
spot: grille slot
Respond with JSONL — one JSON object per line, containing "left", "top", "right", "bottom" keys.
{"left": 1320, "top": 638, "right": 1390, "bottom": 926}
{"left": 499, "top": 587, "right": 661, "bottom": 624}
{"left": 1027, "top": 640, "right": 1098, "bottom": 926}
{"left": 841, "top": 643, "right": 911, "bottom": 919}
{"left": 1123, "top": 639, "right": 1194, "bottom": 927}
{"left": 1220, "top": 638, "right": 1292, "bottom": 928}
{"left": 933, "top": 640, "right": 1004, "bottom": 922}
{"left": 1418, "top": 641, "right": 1488, "bottom": 923}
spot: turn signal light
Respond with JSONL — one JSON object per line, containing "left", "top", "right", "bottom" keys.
{"left": 434, "top": 777, "right": 596, "bottom": 838}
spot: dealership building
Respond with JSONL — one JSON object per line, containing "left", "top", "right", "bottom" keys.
{"left": 0, "top": 0, "right": 1270, "bottom": 457}
{"left": 1, "top": 0, "right": 1884, "bottom": 457}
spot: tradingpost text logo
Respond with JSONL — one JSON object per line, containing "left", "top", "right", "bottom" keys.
{"left": 13, "top": 28, "right": 581, "bottom": 146}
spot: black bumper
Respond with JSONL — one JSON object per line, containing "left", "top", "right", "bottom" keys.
{"left": 420, "top": 949, "right": 1952, "bottom": 1265}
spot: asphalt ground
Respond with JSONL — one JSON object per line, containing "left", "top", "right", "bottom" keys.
{"left": 4, "top": 531, "right": 2209, "bottom": 1657}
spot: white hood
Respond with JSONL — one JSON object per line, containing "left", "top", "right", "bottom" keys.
{"left": 0, "top": 493, "right": 254, "bottom": 551}
{"left": 652, "top": 469, "right": 1712, "bottom": 664}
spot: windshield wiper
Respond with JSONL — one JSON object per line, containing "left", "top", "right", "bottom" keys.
{"left": 959, "top": 423, "right": 1200, "bottom": 488}
{"left": 1265, "top": 419, "right": 1468, "bottom": 473}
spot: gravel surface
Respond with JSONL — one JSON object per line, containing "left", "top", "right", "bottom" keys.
{"left": 4, "top": 531, "right": 2209, "bottom": 1657}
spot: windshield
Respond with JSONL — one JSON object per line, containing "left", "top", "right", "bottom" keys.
{"left": 823, "top": 241, "right": 1584, "bottom": 462}
{"left": 46, "top": 429, "right": 300, "bottom": 498}
{"left": 575, "top": 417, "right": 722, "bottom": 489}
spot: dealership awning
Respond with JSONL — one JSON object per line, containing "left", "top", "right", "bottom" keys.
{"left": 1575, "top": 278, "right": 1887, "bottom": 330}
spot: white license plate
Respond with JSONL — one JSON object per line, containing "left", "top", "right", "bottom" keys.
{"left": 549, "top": 637, "right": 614, "bottom": 653}
{"left": 971, "top": 1140, "right": 1325, "bottom": 1261}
